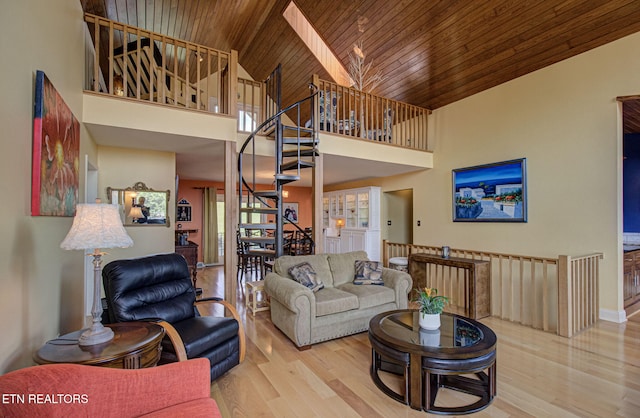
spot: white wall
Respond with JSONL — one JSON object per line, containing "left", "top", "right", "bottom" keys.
{"left": 97, "top": 146, "right": 176, "bottom": 259}
{"left": 0, "top": 0, "right": 89, "bottom": 373}
{"left": 331, "top": 31, "right": 640, "bottom": 320}
{"left": 0, "top": 2, "right": 180, "bottom": 374}
{"left": 428, "top": 32, "right": 640, "bottom": 319}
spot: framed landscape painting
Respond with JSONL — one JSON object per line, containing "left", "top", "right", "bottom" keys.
{"left": 31, "top": 70, "right": 80, "bottom": 216}
{"left": 452, "top": 158, "right": 527, "bottom": 222}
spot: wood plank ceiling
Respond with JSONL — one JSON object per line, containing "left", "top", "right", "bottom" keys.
{"left": 81, "top": 0, "right": 640, "bottom": 130}
{"left": 623, "top": 100, "right": 640, "bottom": 134}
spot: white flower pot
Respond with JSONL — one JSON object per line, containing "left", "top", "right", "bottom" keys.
{"left": 419, "top": 312, "right": 441, "bottom": 330}
{"left": 419, "top": 328, "right": 441, "bottom": 347}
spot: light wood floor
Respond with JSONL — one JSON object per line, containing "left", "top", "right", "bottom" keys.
{"left": 199, "top": 266, "right": 640, "bottom": 417}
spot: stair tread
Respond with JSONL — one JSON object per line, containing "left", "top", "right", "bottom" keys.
{"left": 275, "top": 174, "right": 300, "bottom": 182}
{"left": 240, "top": 223, "right": 276, "bottom": 230}
{"left": 266, "top": 134, "right": 313, "bottom": 140}
{"left": 240, "top": 237, "right": 275, "bottom": 244}
{"left": 280, "top": 161, "right": 314, "bottom": 171}
{"left": 265, "top": 125, "right": 313, "bottom": 136}
{"left": 253, "top": 190, "right": 278, "bottom": 198}
{"left": 262, "top": 125, "right": 276, "bottom": 136}
{"left": 240, "top": 207, "right": 277, "bottom": 214}
{"left": 282, "top": 138, "right": 317, "bottom": 146}
{"left": 282, "top": 125, "right": 314, "bottom": 134}
{"left": 282, "top": 149, "right": 318, "bottom": 157}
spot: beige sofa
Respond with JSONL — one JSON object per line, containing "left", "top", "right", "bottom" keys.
{"left": 264, "top": 251, "right": 412, "bottom": 349}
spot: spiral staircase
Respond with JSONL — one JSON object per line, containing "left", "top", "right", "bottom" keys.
{"left": 238, "top": 65, "right": 319, "bottom": 264}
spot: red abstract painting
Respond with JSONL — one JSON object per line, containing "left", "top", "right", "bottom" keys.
{"left": 32, "top": 70, "right": 79, "bottom": 216}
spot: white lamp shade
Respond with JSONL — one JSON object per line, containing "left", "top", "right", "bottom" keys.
{"left": 129, "top": 206, "right": 144, "bottom": 219}
{"left": 61, "top": 204, "right": 133, "bottom": 250}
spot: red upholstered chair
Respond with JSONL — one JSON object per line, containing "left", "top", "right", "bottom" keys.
{"left": 0, "top": 358, "right": 221, "bottom": 418}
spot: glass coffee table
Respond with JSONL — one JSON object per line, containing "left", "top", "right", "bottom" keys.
{"left": 368, "top": 310, "right": 497, "bottom": 414}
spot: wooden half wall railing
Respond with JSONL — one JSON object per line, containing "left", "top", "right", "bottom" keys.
{"left": 237, "top": 78, "right": 263, "bottom": 133}
{"left": 383, "top": 240, "right": 603, "bottom": 337}
{"left": 83, "top": 14, "right": 430, "bottom": 152}
{"left": 84, "top": 14, "right": 237, "bottom": 115}
{"left": 236, "top": 74, "right": 433, "bottom": 153}
{"left": 313, "top": 76, "right": 431, "bottom": 151}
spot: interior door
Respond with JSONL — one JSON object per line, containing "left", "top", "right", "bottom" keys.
{"left": 384, "top": 189, "right": 413, "bottom": 244}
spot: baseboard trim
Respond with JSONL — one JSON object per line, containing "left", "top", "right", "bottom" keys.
{"left": 599, "top": 308, "right": 626, "bottom": 323}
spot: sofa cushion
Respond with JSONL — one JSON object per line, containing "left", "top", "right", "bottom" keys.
{"left": 274, "top": 254, "right": 333, "bottom": 286}
{"left": 327, "top": 251, "right": 369, "bottom": 287}
{"left": 353, "top": 260, "right": 383, "bottom": 285}
{"left": 314, "top": 287, "right": 359, "bottom": 317}
{"left": 288, "top": 262, "right": 324, "bottom": 292}
{"left": 337, "top": 283, "right": 396, "bottom": 309}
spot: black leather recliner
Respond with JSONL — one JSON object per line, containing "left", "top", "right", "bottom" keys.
{"left": 102, "top": 253, "right": 245, "bottom": 381}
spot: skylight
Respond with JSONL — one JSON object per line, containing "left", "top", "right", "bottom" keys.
{"left": 283, "top": 1, "right": 351, "bottom": 86}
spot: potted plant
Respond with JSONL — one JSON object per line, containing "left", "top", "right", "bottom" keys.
{"left": 415, "top": 287, "right": 449, "bottom": 330}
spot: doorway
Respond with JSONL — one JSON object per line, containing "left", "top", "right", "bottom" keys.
{"left": 201, "top": 192, "right": 264, "bottom": 266}
{"left": 621, "top": 98, "right": 640, "bottom": 312}
{"left": 384, "top": 189, "right": 413, "bottom": 244}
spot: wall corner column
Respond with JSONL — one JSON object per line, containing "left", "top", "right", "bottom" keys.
{"left": 313, "top": 153, "right": 323, "bottom": 254}
{"left": 224, "top": 140, "right": 238, "bottom": 304}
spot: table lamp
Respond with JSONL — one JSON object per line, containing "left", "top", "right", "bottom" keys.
{"left": 129, "top": 205, "right": 144, "bottom": 222}
{"left": 60, "top": 203, "right": 133, "bottom": 346}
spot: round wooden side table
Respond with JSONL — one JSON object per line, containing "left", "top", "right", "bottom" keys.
{"left": 34, "top": 322, "right": 164, "bottom": 369}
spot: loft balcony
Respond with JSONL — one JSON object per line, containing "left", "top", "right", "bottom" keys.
{"left": 83, "top": 14, "right": 433, "bottom": 185}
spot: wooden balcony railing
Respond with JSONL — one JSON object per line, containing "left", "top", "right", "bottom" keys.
{"left": 83, "top": 14, "right": 430, "bottom": 152}
{"left": 314, "top": 76, "right": 431, "bottom": 151}
{"left": 84, "top": 14, "right": 237, "bottom": 114}
{"left": 237, "top": 78, "right": 263, "bottom": 133}
{"left": 383, "top": 240, "right": 603, "bottom": 337}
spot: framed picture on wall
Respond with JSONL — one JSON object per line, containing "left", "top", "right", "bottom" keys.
{"left": 452, "top": 158, "right": 527, "bottom": 222}
{"left": 283, "top": 202, "right": 298, "bottom": 223}
{"left": 31, "top": 70, "right": 80, "bottom": 216}
{"left": 177, "top": 198, "right": 192, "bottom": 222}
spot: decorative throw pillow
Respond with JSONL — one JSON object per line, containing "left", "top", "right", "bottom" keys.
{"left": 288, "top": 262, "right": 324, "bottom": 292}
{"left": 353, "top": 260, "right": 384, "bottom": 285}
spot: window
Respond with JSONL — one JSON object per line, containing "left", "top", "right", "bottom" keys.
{"left": 238, "top": 108, "right": 258, "bottom": 132}
{"left": 283, "top": 1, "right": 350, "bottom": 86}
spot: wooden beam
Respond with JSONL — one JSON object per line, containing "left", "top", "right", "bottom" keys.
{"left": 224, "top": 141, "right": 238, "bottom": 304}
{"left": 313, "top": 153, "right": 323, "bottom": 254}
{"left": 557, "top": 255, "right": 571, "bottom": 338}
{"left": 228, "top": 50, "right": 238, "bottom": 116}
